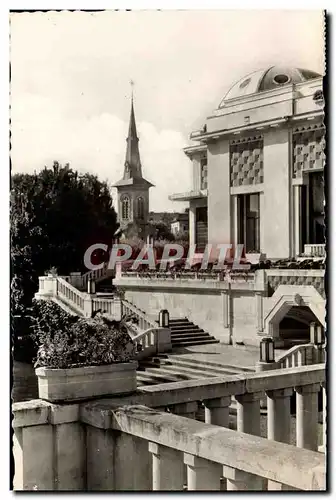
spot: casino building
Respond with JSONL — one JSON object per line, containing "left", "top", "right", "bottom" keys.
{"left": 170, "top": 66, "right": 325, "bottom": 260}
{"left": 114, "top": 66, "right": 325, "bottom": 348}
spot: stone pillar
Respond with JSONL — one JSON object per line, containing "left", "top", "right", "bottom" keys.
{"left": 189, "top": 204, "right": 196, "bottom": 248}
{"left": 236, "top": 392, "right": 262, "bottom": 436}
{"left": 296, "top": 383, "right": 320, "bottom": 451}
{"left": 148, "top": 442, "right": 184, "bottom": 490}
{"left": 256, "top": 292, "right": 264, "bottom": 332}
{"left": 235, "top": 392, "right": 263, "bottom": 490}
{"left": 294, "top": 185, "right": 302, "bottom": 257}
{"left": 13, "top": 425, "right": 54, "bottom": 490}
{"left": 319, "top": 382, "right": 326, "bottom": 453}
{"left": 266, "top": 388, "right": 293, "bottom": 443}
{"left": 86, "top": 426, "right": 115, "bottom": 490}
{"left": 222, "top": 291, "right": 229, "bottom": 328}
{"left": 224, "top": 466, "right": 261, "bottom": 491}
{"left": 184, "top": 454, "right": 221, "bottom": 491}
{"left": 203, "top": 397, "right": 231, "bottom": 427}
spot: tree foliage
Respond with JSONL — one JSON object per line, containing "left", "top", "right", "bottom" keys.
{"left": 11, "top": 162, "right": 119, "bottom": 358}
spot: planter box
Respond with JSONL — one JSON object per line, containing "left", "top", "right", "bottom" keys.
{"left": 246, "top": 253, "right": 266, "bottom": 265}
{"left": 35, "top": 361, "right": 138, "bottom": 402}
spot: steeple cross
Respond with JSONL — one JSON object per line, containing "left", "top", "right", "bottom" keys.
{"left": 130, "top": 79, "right": 135, "bottom": 99}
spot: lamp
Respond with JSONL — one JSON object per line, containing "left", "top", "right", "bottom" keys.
{"left": 310, "top": 322, "right": 324, "bottom": 346}
{"left": 259, "top": 337, "right": 275, "bottom": 363}
{"left": 158, "top": 309, "right": 170, "bottom": 328}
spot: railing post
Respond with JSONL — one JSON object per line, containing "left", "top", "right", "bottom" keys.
{"left": 224, "top": 466, "right": 262, "bottom": 491}
{"left": 235, "top": 392, "right": 262, "bottom": 436}
{"left": 203, "top": 397, "right": 231, "bottom": 427}
{"left": 148, "top": 442, "right": 184, "bottom": 490}
{"left": 296, "top": 383, "right": 320, "bottom": 451}
{"left": 266, "top": 388, "right": 293, "bottom": 443}
{"left": 235, "top": 392, "right": 263, "bottom": 490}
{"left": 184, "top": 454, "right": 221, "bottom": 491}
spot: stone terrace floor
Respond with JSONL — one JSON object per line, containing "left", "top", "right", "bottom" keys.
{"left": 172, "top": 343, "right": 260, "bottom": 369}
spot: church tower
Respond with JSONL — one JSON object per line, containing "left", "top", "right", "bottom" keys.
{"left": 113, "top": 90, "right": 154, "bottom": 238}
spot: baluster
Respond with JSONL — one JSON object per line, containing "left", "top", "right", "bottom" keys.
{"left": 267, "top": 388, "right": 293, "bottom": 444}
{"left": 184, "top": 454, "right": 221, "bottom": 490}
{"left": 235, "top": 392, "right": 263, "bottom": 490}
{"left": 224, "top": 466, "right": 261, "bottom": 491}
{"left": 148, "top": 443, "right": 184, "bottom": 490}
{"left": 296, "top": 383, "right": 320, "bottom": 450}
{"left": 203, "top": 397, "right": 231, "bottom": 427}
{"left": 297, "top": 348, "right": 305, "bottom": 367}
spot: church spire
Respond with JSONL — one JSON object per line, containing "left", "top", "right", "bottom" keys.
{"left": 124, "top": 81, "right": 142, "bottom": 179}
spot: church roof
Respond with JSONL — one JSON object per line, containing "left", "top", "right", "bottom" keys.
{"left": 113, "top": 95, "right": 154, "bottom": 188}
{"left": 219, "top": 66, "right": 322, "bottom": 106}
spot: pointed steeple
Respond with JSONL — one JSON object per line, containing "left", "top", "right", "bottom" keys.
{"left": 124, "top": 95, "right": 142, "bottom": 179}
{"left": 113, "top": 84, "right": 154, "bottom": 189}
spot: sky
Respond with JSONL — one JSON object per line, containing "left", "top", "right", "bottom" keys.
{"left": 10, "top": 10, "right": 325, "bottom": 212}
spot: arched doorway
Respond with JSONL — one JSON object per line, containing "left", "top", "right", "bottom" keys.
{"left": 263, "top": 285, "right": 325, "bottom": 348}
{"left": 279, "top": 306, "right": 323, "bottom": 348}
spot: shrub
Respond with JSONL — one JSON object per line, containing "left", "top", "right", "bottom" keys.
{"left": 30, "top": 300, "right": 136, "bottom": 369}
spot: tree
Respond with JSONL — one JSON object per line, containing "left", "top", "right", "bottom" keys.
{"left": 11, "top": 162, "right": 119, "bottom": 360}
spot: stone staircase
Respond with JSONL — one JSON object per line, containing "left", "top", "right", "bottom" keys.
{"left": 169, "top": 318, "right": 219, "bottom": 347}
{"left": 137, "top": 353, "right": 254, "bottom": 387}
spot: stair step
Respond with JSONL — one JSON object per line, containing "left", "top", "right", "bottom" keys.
{"left": 168, "top": 355, "right": 255, "bottom": 373}
{"left": 171, "top": 335, "right": 215, "bottom": 343}
{"left": 137, "top": 370, "right": 191, "bottom": 384}
{"left": 171, "top": 328, "right": 205, "bottom": 334}
{"left": 142, "top": 364, "right": 237, "bottom": 380}
{"left": 163, "top": 358, "right": 252, "bottom": 376}
{"left": 138, "top": 366, "right": 211, "bottom": 381}
{"left": 170, "top": 324, "right": 201, "bottom": 330}
{"left": 172, "top": 339, "right": 220, "bottom": 347}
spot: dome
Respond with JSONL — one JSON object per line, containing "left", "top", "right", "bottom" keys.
{"left": 219, "top": 66, "right": 321, "bottom": 107}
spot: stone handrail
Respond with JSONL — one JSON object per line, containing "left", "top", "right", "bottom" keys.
{"left": 276, "top": 343, "right": 325, "bottom": 369}
{"left": 12, "top": 364, "right": 326, "bottom": 491}
{"left": 80, "top": 261, "right": 115, "bottom": 289}
{"left": 92, "top": 296, "right": 122, "bottom": 321}
{"left": 132, "top": 327, "right": 171, "bottom": 360}
{"left": 56, "top": 277, "right": 86, "bottom": 315}
{"left": 121, "top": 299, "right": 158, "bottom": 331}
{"left": 304, "top": 244, "right": 326, "bottom": 258}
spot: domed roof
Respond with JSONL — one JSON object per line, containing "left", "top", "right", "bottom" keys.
{"left": 219, "top": 66, "right": 321, "bottom": 107}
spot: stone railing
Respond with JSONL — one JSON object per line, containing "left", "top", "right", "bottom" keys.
{"left": 35, "top": 276, "right": 121, "bottom": 320}
{"left": 80, "top": 262, "right": 114, "bottom": 290}
{"left": 304, "top": 244, "right": 326, "bottom": 258}
{"left": 56, "top": 277, "right": 86, "bottom": 315}
{"left": 276, "top": 343, "right": 326, "bottom": 369}
{"left": 13, "top": 365, "right": 326, "bottom": 491}
{"left": 121, "top": 299, "right": 159, "bottom": 331}
{"left": 133, "top": 327, "right": 171, "bottom": 360}
{"left": 120, "top": 269, "right": 256, "bottom": 282}
{"left": 92, "top": 296, "right": 122, "bottom": 320}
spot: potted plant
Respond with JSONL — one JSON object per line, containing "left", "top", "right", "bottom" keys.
{"left": 245, "top": 251, "right": 266, "bottom": 265}
{"left": 32, "top": 301, "right": 137, "bottom": 403}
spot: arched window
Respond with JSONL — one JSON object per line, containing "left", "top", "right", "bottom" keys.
{"left": 121, "top": 195, "right": 130, "bottom": 220}
{"left": 137, "top": 196, "right": 144, "bottom": 219}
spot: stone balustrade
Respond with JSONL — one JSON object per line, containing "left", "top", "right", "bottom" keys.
{"left": 121, "top": 299, "right": 159, "bottom": 331}
{"left": 132, "top": 327, "right": 172, "bottom": 360}
{"left": 276, "top": 343, "right": 325, "bottom": 369}
{"left": 12, "top": 365, "right": 326, "bottom": 491}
